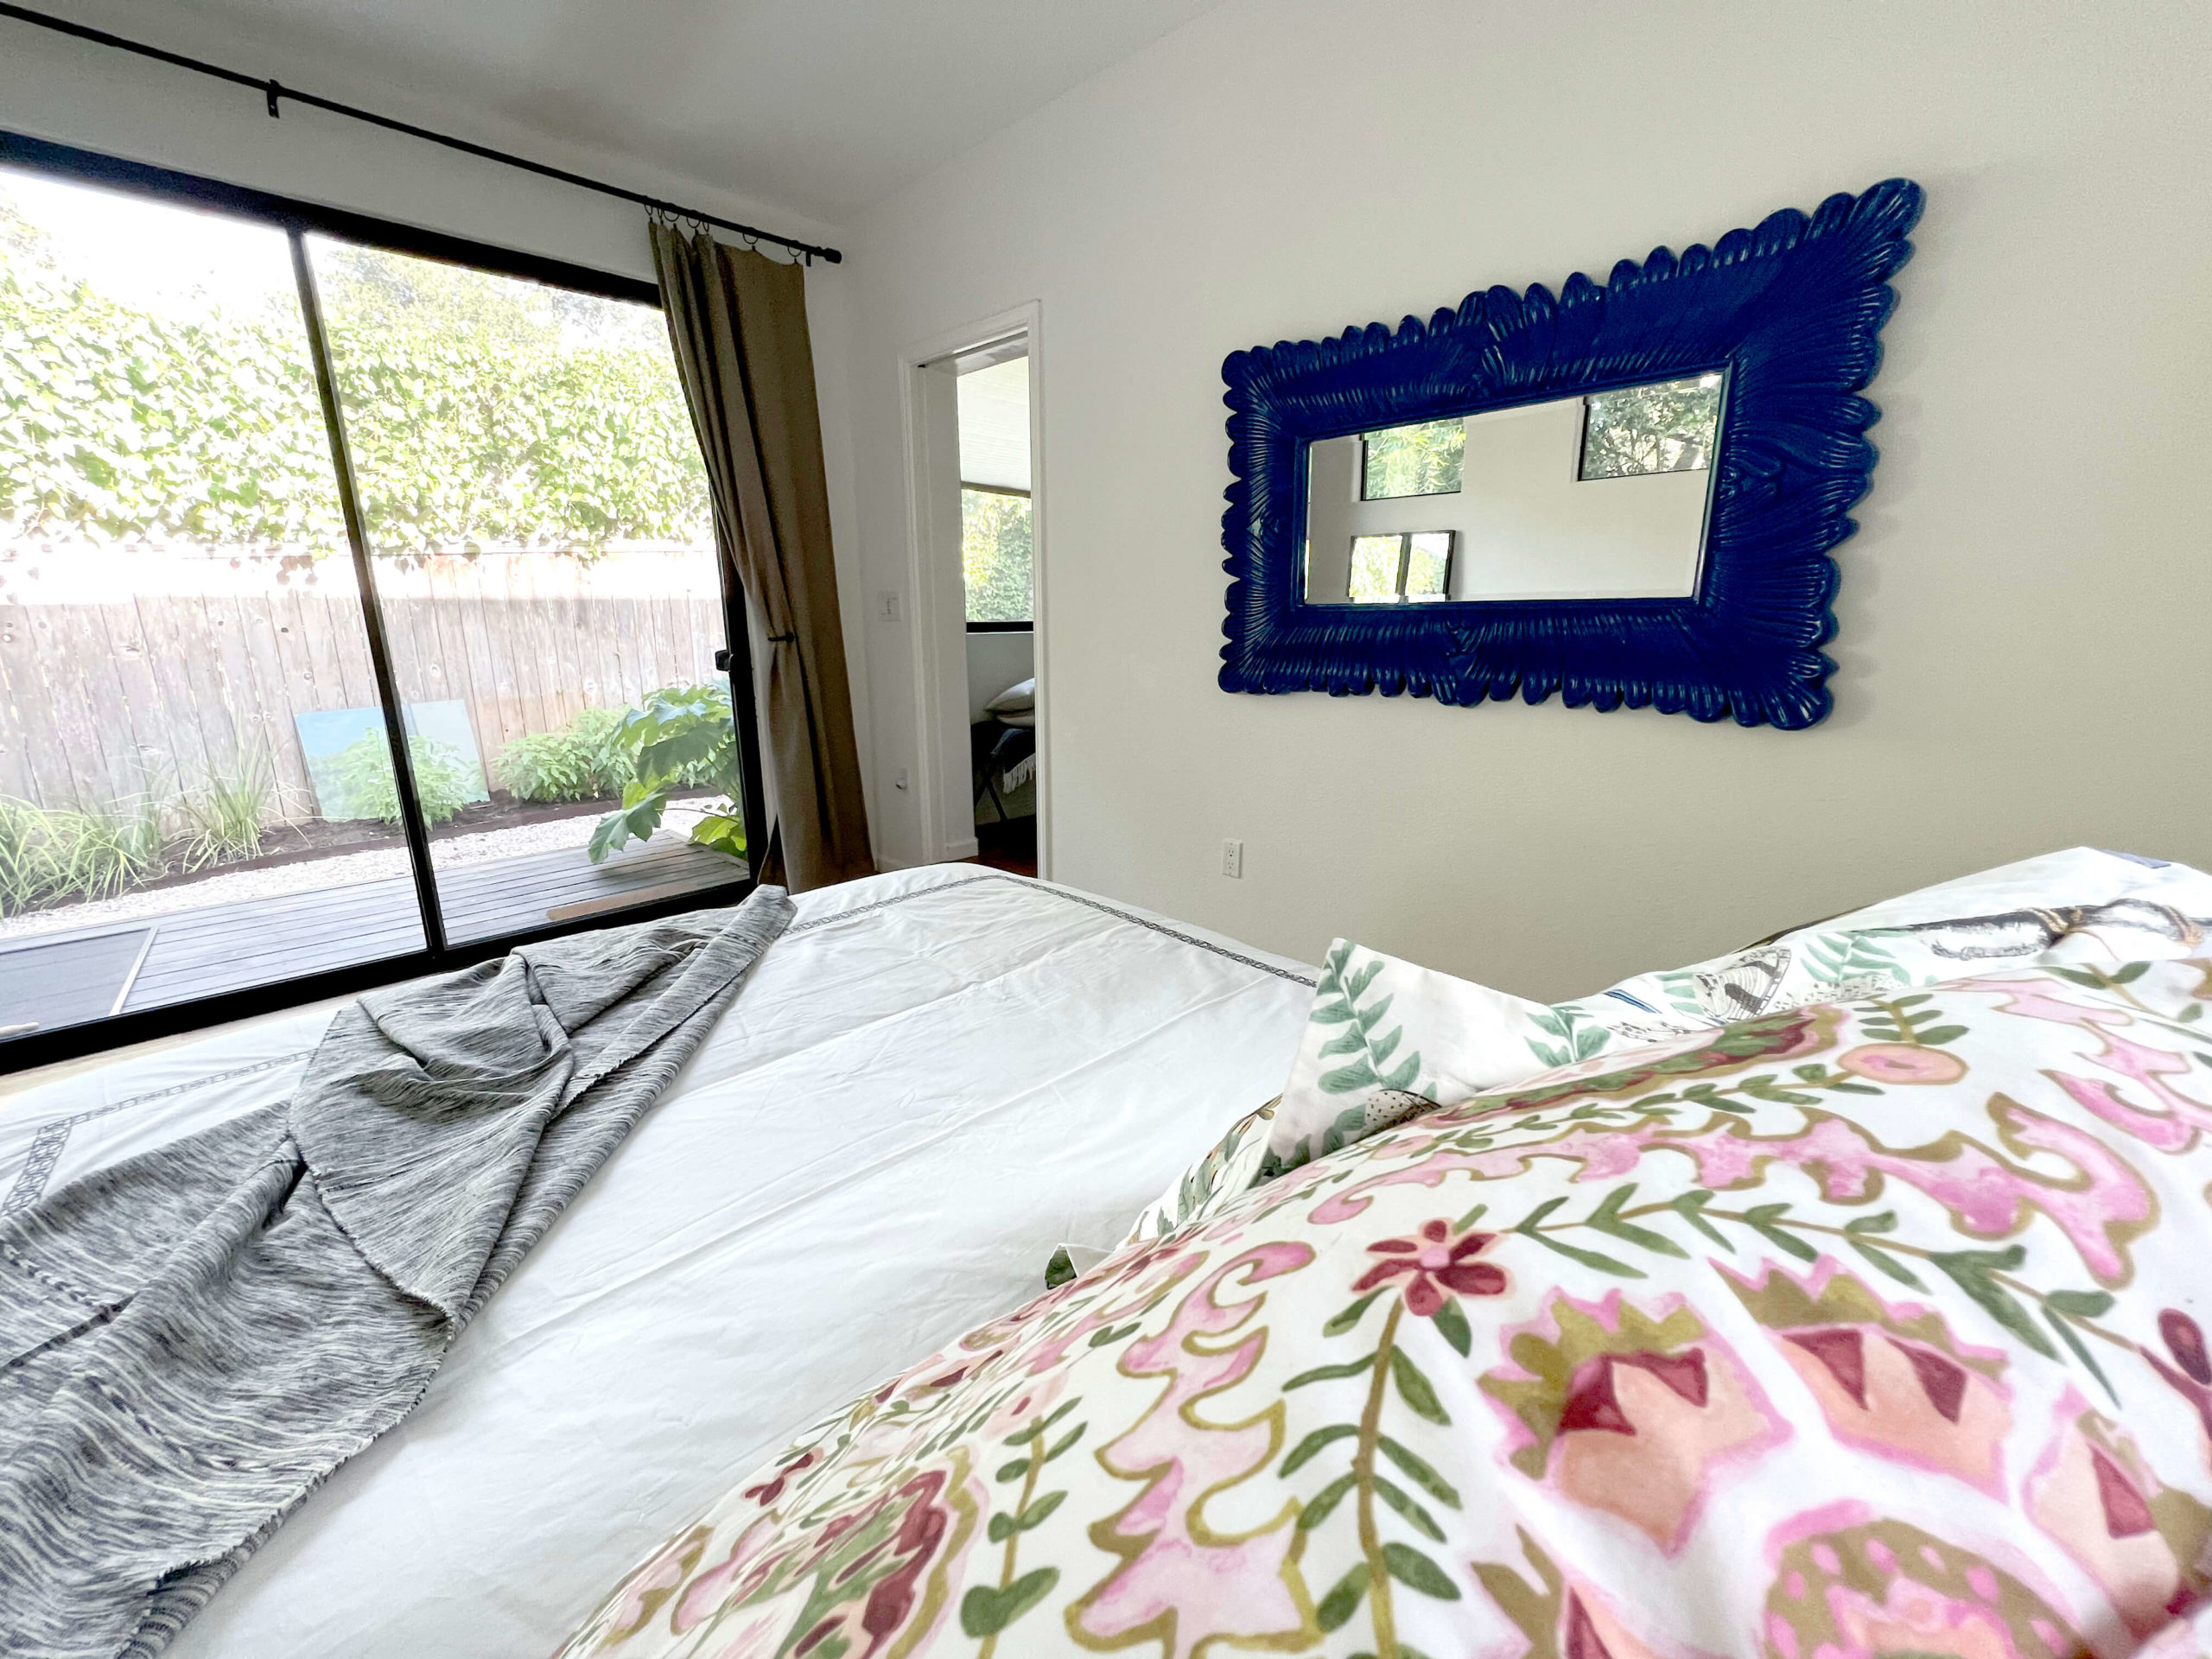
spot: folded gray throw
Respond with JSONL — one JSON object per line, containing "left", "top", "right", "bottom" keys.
{"left": 0, "top": 887, "right": 793, "bottom": 1659}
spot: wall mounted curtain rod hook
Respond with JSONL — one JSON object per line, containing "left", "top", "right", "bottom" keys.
{"left": 264, "top": 78, "right": 282, "bottom": 118}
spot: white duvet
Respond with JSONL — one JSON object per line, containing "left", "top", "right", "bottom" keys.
{"left": 0, "top": 868, "right": 1316, "bottom": 1659}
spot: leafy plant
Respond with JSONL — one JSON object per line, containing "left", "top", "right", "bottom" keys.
{"left": 0, "top": 245, "right": 709, "bottom": 554}
{"left": 0, "top": 795, "right": 66, "bottom": 915}
{"left": 0, "top": 789, "right": 168, "bottom": 912}
{"left": 54, "top": 791, "right": 168, "bottom": 901}
{"left": 176, "top": 742, "right": 295, "bottom": 870}
{"left": 321, "top": 731, "right": 475, "bottom": 826}
{"left": 588, "top": 683, "right": 746, "bottom": 863}
{"left": 494, "top": 706, "right": 627, "bottom": 803}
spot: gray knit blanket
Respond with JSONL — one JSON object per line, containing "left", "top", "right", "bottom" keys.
{"left": 0, "top": 887, "right": 793, "bottom": 1659}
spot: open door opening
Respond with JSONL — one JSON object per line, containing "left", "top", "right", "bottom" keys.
{"left": 908, "top": 318, "right": 1041, "bottom": 878}
{"left": 954, "top": 346, "right": 1035, "bottom": 875}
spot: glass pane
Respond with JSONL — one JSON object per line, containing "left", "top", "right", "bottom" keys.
{"left": 1580, "top": 373, "right": 1724, "bottom": 480}
{"left": 962, "top": 488, "right": 1033, "bottom": 623}
{"left": 1361, "top": 418, "right": 1465, "bottom": 499}
{"left": 0, "top": 168, "right": 428, "bottom": 1046}
{"left": 306, "top": 238, "right": 747, "bottom": 946}
{"left": 1348, "top": 536, "right": 1403, "bottom": 601}
{"left": 1404, "top": 531, "right": 1452, "bottom": 600}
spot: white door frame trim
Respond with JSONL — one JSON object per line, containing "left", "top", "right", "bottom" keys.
{"left": 894, "top": 300, "right": 1046, "bottom": 876}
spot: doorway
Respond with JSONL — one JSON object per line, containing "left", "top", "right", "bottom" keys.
{"left": 906, "top": 312, "right": 1043, "bottom": 878}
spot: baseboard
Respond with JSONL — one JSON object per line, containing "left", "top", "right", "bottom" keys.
{"left": 944, "top": 835, "right": 981, "bottom": 861}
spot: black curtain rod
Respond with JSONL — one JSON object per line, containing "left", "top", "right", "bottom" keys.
{"left": 0, "top": 2, "right": 843, "bottom": 265}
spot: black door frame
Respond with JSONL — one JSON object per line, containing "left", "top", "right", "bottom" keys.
{"left": 0, "top": 130, "right": 767, "bottom": 1073}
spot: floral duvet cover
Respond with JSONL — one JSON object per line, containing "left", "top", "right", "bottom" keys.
{"left": 560, "top": 956, "right": 2212, "bottom": 1659}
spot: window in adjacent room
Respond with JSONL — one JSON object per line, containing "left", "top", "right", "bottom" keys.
{"left": 1346, "top": 531, "right": 1454, "bottom": 602}
{"left": 956, "top": 355, "right": 1031, "bottom": 628}
{"left": 1360, "top": 417, "right": 1465, "bottom": 500}
{"left": 1579, "top": 372, "right": 1725, "bottom": 480}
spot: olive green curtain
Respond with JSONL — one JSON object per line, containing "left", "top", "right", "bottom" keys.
{"left": 650, "top": 222, "right": 872, "bottom": 891}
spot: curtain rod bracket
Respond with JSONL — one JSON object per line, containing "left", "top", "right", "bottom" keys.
{"left": 265, "top": 78, "right": 282, "bottom": 118}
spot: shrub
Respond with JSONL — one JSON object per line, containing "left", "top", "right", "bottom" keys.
{"left": 0, "top": 790, "right": 167, "bottom": 914}
{"left": 495, "top": 706, "right": 628, "bottom": 804}
{"left": 57, "top": 793, "right": 168, "bottom": 900}
{"left": 0, "top": 796, "right": 65, "bottom": 915}
{"left": 0, "top": 263, "right": 709, "bottom": 554}
{"left": 322, "top": 732, "right": 475, "bottom": 826}
{"left": 176, "top": 743, "right": 291, "bottom": 871}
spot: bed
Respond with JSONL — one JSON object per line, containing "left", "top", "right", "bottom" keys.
{"left": 0, "top": 866, "right": 1317, "bottom": 1659}
{"left": 14, "top": 851, "right": 2212, "bottom": 1659}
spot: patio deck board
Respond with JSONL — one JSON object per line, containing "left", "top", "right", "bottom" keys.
{"left": 1, "top": 838, "right": 747, "bottom": 1032}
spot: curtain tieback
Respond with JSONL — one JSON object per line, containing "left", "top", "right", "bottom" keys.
{"left": 766, "top": 631, "right": 798, "bottom": 645}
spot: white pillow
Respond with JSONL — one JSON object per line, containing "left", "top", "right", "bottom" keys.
{"left": 984, "top": 677, "right": 1034, "bottom": 715}
{"left": 1257, "top": 942, "right": 1629, "bottom": 1177}
{"left": 1257, "top": 847, "right": 2212, "bottom": 1179}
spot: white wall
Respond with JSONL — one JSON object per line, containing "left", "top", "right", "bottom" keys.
{"left": 0, "top": 18, "right": 876, "bottom": 856}
{"left": 839, "top": 0, "right": 2212, "bottom": 999}
{"left": 1303, "top": 401, "right": 1711, "bottom": 602}
{"left": 1450, "top": 399, "right": 1708, "bottom": 601}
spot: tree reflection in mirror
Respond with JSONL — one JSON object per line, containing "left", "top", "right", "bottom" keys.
{"left": 1579, "top": 374, "right": 1724, "bottom": 480}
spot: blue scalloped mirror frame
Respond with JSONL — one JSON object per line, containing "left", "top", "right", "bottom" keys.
{"left": 1217, "top": 179, "right": 1923, "bottom": 728}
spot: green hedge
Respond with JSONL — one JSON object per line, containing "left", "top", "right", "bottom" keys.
{"left": 0, "top": 268, "right": 709, "bottom": 553}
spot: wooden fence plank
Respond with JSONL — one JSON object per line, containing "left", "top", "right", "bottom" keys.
{"left": 501, "top": 554, "right": 552, "bottom": 739}
{"left": 0, "top": 597, "right": 66, "bottom": 804}
{"left": 236, "top": 589, "right": 317, "bottom": 811}
{"left": 94, "top": 596, "right": 168, "bottom": 804}
{"left": 132, "top": 584, "right": 216, "bottom": 803}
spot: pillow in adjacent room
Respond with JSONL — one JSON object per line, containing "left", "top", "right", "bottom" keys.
{"left": 984, "top": 677, "right": 1034, "bottom": 715}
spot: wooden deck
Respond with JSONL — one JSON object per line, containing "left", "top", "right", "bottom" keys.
{"left": 0, "top": 836, "right": 747, "bottom": 1038}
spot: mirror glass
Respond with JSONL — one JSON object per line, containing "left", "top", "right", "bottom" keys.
{"left": 1301, "top": 374, "right": 1725, "bottom": 604}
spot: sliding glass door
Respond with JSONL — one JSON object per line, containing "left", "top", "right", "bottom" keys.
{"left": 305, "top": 238, "right": 751, "bottom": 945}
{"left": 0, "top": 143, "right": 758, "bottom": 1057}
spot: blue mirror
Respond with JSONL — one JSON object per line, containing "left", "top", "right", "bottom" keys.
{"left": 1218, "top": 179, "right": 1923, "bottom": 728}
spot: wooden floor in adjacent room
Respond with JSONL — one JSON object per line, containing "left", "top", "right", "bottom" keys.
{"left": 971, "top": 817, "right": 1037, "bottom": 878}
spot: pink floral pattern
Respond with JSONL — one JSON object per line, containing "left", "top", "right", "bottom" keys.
{"left": 560, "top": 957, "right": 2212, "bottom": 1659}
{"left": 1353, "top": 1218, "right": 1506, "bottom": 1314}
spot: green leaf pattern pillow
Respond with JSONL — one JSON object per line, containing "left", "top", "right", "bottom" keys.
{"left": 1255, "top": 848, "right": 2212, "bottom": 1185}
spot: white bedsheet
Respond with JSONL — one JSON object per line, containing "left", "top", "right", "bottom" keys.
{"left": 0, "top": 867, "right": 1316, "bottom": 1659}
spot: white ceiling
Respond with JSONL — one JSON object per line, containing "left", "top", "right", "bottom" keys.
{"left": 959, "top": 356, "right": 1030, "bottom": 493}
{"left": 48, "top": 0, "right": 1231, "bottom": 224}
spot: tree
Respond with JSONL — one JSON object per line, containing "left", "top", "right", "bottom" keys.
{"left": 962, "top": 489, "right": 1032, "bottom": 622}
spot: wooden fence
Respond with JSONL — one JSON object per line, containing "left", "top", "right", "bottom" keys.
{"left": 0, "top": 543, "right": 726, "bottom": 819}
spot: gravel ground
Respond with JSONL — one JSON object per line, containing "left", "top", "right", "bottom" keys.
{"left": 0, "top": 804, "right": 715, "bottom": 941}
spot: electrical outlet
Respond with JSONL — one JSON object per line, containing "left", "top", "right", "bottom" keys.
{"left": 1220, "top": 838, "right": 1243, "bottom": 879}
{"left": 875, "top": 589, "right": 903, "bottom": 622}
